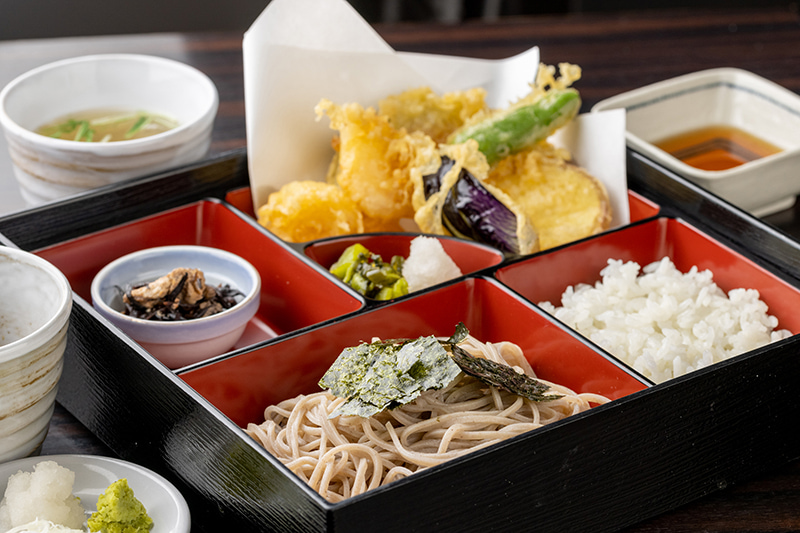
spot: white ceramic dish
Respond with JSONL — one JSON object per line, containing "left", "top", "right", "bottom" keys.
{"left": 592, "top": 68, "right": 800, "bottom": 216}
{"left": 0, "top": 247, "right": 72, "bottom": 463}
{"left": 0, "top": 54, "right": 218, "bottom": 206}
{"left": 90, "top": 245, "right": 261, "bottom": 369}
{"left": 0, "top": 454, "right": 190, "bottom": 533}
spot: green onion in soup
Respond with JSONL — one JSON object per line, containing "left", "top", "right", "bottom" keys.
{"left": 36, "top": 109, "right": 178, "bottom": 142}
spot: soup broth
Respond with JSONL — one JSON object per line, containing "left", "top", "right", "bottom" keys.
{"left": 36, "top": 109, "right": 178, "bottom": 142}
{"left": 654, "top": 125, "right": 782, "bottom": 171}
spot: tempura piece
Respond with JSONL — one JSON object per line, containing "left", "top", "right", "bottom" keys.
{"left": 433, "top": 62, "right": 608, "bottom": 250}
{"left": 379, "top": 86, "right": 487, "bottom": 144}
{"left": 449, "top": 63, "right": 582, "bottom": 165}
{"left": 532, "top": 62, "right": 582, "bottom": 100}
{"left": 316, "top": 99, "right": 436, "bottom": 229}
{"left": 411, "top": 140, "right": 539, "bottom": 255}
{"left": 486, "top": 142, "right": 611, "bottom": 250}
{"left": 257, "top": 180, "right": 364, "bottom": 242}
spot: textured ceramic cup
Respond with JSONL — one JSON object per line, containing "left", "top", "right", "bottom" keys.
{"left": 0, "top": 54, "right": 218, "bottom": 206}
{"left": 91, "top": 246, "right": 261, "bottom": 369}
{"left": 0, "top": 246, "right": 72, "bottom": 462}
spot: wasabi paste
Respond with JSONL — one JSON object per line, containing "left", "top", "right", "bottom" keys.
{"left": 87, "top": 479, "right": 153, "bottom": 533}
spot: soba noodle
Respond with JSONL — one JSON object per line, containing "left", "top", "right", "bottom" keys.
{"left": 245, "top": 335, "right": 609, "bottom": 502}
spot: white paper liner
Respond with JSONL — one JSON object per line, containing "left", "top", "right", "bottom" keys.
{"left": 243, "top": 0, "right": 629, "bottom": 229}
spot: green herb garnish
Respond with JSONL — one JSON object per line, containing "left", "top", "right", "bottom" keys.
{"left": 48, "top": 118, "right": 94, "bottom": 141}
{"left": 125, "top": 114, "right": 150, "bottom": 139}
{"left": 74, "top": 120, "right": 93, "bottom": 142}
{"left": 38, "top": 110, "right": 178, "bottom": 143}
{"left": 320, "top": 323, "right": 559, "bottom": 418}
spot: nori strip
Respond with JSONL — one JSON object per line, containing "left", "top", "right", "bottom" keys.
{"left": 319, "top": 334, "right": 461, "bottom": 418}
{"left": 319, "top": 323, "right": 559, "bottom": 418}
{"left": 447, "top": 344, "right": 562, "bottom": 402}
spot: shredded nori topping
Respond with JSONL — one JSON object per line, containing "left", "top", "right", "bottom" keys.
{"left": 320, "top": 334, "right": 461, "bottom": 418}
{"left": 320, "top": 323, "right": 559, "bottom": 418}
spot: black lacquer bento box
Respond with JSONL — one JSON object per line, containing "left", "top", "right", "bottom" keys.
{"left": 2, "top": 147, "right": 800, "bottom": 533}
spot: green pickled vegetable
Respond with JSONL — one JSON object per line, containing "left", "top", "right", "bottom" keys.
{"left": 329, "top": 243, "right": 408, "bottom": 300}
{"left": 448, "top": 88, "right": 581, "bottom": 165}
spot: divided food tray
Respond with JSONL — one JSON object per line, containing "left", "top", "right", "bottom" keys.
{"left": 1, "top": 148, "right": 799, "bottom": 533}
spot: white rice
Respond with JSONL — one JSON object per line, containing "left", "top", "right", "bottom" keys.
{"left": 402, "top": 236, "right": 463, "bottom": 293}
{"left": 538, "top": 257, "right": 792, "bottom": 383}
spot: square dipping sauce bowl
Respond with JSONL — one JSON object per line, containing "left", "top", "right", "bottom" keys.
{"left": 592, "top": 68, "right": 800, "bottom": 216}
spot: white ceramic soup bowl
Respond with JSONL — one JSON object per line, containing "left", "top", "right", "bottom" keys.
{"left": 592, "top": 68, "right": 800, "bottom": 216}
{"left": 0, "top": 54, "right": 219, "bottom": 206}
{"left": 0, "top": 246, "right": 72, "bottom": 463}
{"left": 91, "top": 246, "right": 261, "bottom": 369}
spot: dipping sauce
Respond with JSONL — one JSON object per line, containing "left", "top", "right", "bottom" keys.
{"left": 36, "top": 109, "right": 178, "bottom": 142}
{"left": 655, "top": 125, "right": 782, "bottom": 171}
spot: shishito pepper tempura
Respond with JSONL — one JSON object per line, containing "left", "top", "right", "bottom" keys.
{"left": 256, "top": 63, "right": 612, "bottom": 253}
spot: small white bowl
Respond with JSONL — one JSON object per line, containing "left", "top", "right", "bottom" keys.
{"left": 0, "top": 247, "right": 72, "bottom": 463}
{"left": 0, "top": 54, "right": 219, "bottom": 206}
{"left": 90, "top": 246, "right": 261, "bottom": 369}
{"left": 592, "top": 68, "right": 800, "bottom": 216}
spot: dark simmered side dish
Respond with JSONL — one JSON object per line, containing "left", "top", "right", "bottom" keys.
{"left": 121, "top": 268, "right": 242, "bottom": 321}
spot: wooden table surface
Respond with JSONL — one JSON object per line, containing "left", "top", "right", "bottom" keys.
{"left": 4, "top": 6, "right": 800, "bottom": 531}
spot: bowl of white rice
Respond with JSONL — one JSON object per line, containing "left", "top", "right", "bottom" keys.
{"left": 538, "top": 256, "right": 792, "bottom": 383}
{"left": 0, "top": 246, "right": 72, "bottom": 462}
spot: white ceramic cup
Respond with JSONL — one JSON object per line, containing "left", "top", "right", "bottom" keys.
{"left": 0, "top": 54, "right": 219, "bottom": 205}
{"left": 0, "top": 246, "right": 72, "bottom": 462}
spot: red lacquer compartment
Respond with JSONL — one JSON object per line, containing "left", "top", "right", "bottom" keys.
{"left": 34, "top": 200, "right": 363, "bottom": 355}
{"left": 628, "top": 190, "right": 660, "bottom": 222}
{"left": 225, "top": 186, "right": 255, "bottom": 217}
{"left": 495, "top": 217, "right": 800, "bottom": 377}
{"left": 179, "top": 277, "right": 648, "bottom": 429}
{"left": 303, "top": 233, "right": 504, "bottom": 294}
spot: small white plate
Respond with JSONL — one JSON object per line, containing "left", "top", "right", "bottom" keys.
{"left": 0, "top": 454, "right": 190, "bottom": 533}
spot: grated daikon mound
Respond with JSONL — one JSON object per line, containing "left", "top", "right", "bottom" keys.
{"left": 402, "top": 236, "right": 463, "bottom": 293}
{"left": 4, "top": 518, "right": 85, "bottom": 533}
{"left": 538, "top": 257, "right": 792, "bottom": 384}
{"left": 0, "top": 461, "right": 86, "bottom": 531}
